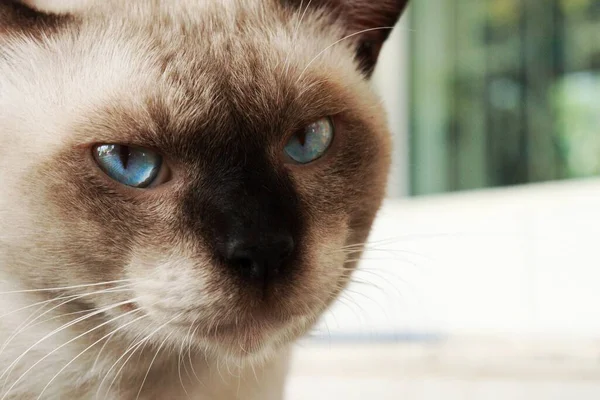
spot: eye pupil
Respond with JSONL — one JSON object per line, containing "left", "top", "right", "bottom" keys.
{"left": 297, "top": 131, "right": 307, "bottom": 146}
{"left": 119, "top": 145, "right": 130, "bottom": 169}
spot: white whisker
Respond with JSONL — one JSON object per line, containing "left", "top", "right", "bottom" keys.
{"left": 101, "top": 333, "right": 149, "bottom": 399}
{"left": 0, "top": 285, "right": 137, "bottom": 363}
{"left": 0, "top": 298, "right": 141, "bottom": 400}
{"left": 282, "top": 0, "right": 313, "bottom": 75}
{"left": 297, "top": 26, "right": 395, "bottom": 83}
{"left": 0, "top": 279, "right": 137, "bottom": 295}
{"left": 135, "top": 331, "right": 173, "bottom": 400}
{"left": 91, "top": 329, "right": 116, "bottom": 372}
{"left": 1, "top": 294, "right": 137, "bottom": 382}
{"left": 0, "top": 293, "right": 70, "bottom": 320}
{"left": 98, "top": 314, "right": 179, "bottom": 399}
{"left": 35, "top": 310, "right": 147, "bottom": 400}
{"left": 187, "top": 324, "right": 203, "bottom": 385}
{"left": 179, "top": 322, "right": 196, "bottom": 398}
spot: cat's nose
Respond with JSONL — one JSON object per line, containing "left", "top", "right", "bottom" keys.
{"left": 223, "top": 234, "right": 295, "bottom": 281}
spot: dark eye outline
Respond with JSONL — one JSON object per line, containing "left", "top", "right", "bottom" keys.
{"left": 92, "top": 144, "right": 171, "bottom": 189}
{"left": 283, "top": 116, "right": 335, "bottom": 165}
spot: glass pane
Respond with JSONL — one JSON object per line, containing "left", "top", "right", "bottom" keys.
{"left": 409, "top": 0, "right": 600, "bottom": 196}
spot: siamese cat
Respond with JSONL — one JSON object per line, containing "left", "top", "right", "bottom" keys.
{"left": 0, "top": 0, "right": 408, "bottom": 398}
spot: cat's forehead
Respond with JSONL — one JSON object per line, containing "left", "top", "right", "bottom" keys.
{"left": 69, "top": 1, "right": 364, "bottom": 145}
{"left": 1, "top": 0, "right": 369, "bottom": 156}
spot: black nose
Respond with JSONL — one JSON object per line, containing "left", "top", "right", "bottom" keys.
{"left": 224, "top": 234, "right": 295, "bottom": 281}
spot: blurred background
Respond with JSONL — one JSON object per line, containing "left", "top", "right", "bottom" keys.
{"left": 287, "top": 1, "right": 600, "bottom": 398}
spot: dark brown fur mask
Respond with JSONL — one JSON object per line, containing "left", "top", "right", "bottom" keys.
{"left": 0, "top": 0, "right": 407, "bottom": 364}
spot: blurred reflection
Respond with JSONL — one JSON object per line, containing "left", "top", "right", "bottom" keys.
{"left": 409, "top": 0, "right": 600, "bottom": 195}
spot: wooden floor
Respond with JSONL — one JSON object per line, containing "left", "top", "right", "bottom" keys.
{"left": 285, "top": 337, "right": 600, "bottom": 399}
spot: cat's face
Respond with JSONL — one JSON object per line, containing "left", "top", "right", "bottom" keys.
{"left": 0, "top": 0, "right": 406, "bottom": 361}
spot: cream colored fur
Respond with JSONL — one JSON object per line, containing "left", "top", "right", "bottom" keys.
{"left": 0, "top": 0, "right": 400, "bottom": 398}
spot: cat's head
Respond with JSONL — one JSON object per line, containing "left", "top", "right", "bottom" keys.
{"left": 0, "top": 0, "right": 407, "bottom": 362}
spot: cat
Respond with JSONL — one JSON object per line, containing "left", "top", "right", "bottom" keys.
{"left": 0, "top": 0, "right": 408, "bottom": 398}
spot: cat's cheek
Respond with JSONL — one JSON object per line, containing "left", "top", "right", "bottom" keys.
{"left": 298, "top": 219, "right": 352, "bottom": 307}
{"left": 125, "top": 245, "right": 222, "bottom": 322}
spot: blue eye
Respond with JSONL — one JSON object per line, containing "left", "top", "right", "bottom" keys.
{"left": 284, "top": 117, "right": 334, "bottom": 164}
{"left": 93, "top": 144, "right": 164, "bottom": 188}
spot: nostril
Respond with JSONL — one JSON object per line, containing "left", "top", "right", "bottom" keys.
{"left": 234, "top": 256, "right": 254, "bottom": 271}
{"left": 226, "top": 246, "right": 255, "bottom": 267}
{"left": 235, "top": 257, "right": 263, "bottom": 279}
{"left": 223, "top": 235, "right": 295, "bottom": 281}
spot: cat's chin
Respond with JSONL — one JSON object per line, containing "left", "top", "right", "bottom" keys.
{"left": 164, "top": 311, "right": 314, "bottom": 363}
{"left": 207, "top": 318, "right": 309, "bottom": 362}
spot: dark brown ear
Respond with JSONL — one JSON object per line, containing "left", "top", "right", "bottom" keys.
{"left": 283, "top": 0, "right": 410, "bottom": 77}
{"left": 0, "top": 0, "right": 69, "bottom": 37}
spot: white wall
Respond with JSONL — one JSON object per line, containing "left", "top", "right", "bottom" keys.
{"left": 317, "top": 7, "right": 600, "bottom": 341}
{"left": 314, "top": 178, "right": 600, "bottom": 339}
{"left": 372, "top": 9, "right": 411, "bottom": 198}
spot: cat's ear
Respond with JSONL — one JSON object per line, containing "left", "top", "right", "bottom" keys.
{"left": 284, "top": 0, "right": 410, "bottom": 77}
{"left": 0, "top": 0, "right": 70, "bottom": 37}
